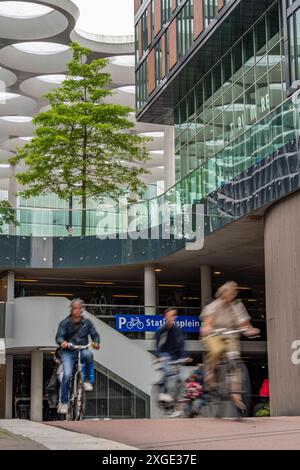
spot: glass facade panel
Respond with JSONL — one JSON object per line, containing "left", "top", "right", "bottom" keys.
{"left": 175, "top": 1, "right": 285, "bottom": 180}
{"left": 287, "top": 3, "right": 300, "bottom": 84}
{"left": 135, "top": 0, "right": 233, "bottom": 111}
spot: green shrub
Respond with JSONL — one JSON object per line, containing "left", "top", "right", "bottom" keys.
{"left": 255, "top": 403, "right": 270, "bottom": 417}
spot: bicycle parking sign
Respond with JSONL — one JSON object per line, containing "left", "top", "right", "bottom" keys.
{"left": 116, "top": 314, "right": 201, "bottom": 333}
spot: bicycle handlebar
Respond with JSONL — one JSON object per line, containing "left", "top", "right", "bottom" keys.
{"left": 208, "top": 327, "right": 260, "bottom": 338}
{"left": 68, "top": 343, "right": 91, "bottom": 350}
{"left": 153, "top": 357, "right": 191, "bottom": 366}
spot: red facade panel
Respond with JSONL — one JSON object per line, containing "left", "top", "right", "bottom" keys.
{"left": 148, "top": 49, "right": 156, "bottom": 95}
{"left": 138, "top": 18, "right": 143, "bottom": 59}
{"left": 147, "top": 4, "right": 152, "bottom": 46}
{"left": 218, "top": 0, "right": 225, "bottom": 11}
{"left": 169, "top": 19, "right": 177, "bottom": 70}
{"left": 134, "top": 0, "right": 142, "bottom": 15}
{"left": 154, "top": 0, "right": 162, "bottom": 37}
{"left": 161, "top": 33, "right": 166, "bottom": 79}
{"left": 194, "top": 0, "right": 204, "bottom": 39}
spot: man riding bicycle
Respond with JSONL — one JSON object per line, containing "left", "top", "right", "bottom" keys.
{"left": 155, "top": 307, "right": 185, "bottom": 417}
{"left": 200, "top": 281, "right": 260, "bottom": 409}
{"left": 55, "top": 298, "right": 100, "bottom": 415}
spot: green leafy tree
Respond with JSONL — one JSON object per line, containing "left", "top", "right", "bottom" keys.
{"left": 0, "top": 201, "right": 19, "bottom": 234}
{"left": 11, "top": 43, "right": 149, "bottom": 235}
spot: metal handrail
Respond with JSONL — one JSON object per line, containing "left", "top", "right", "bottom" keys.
{"left": 84, "top": 304, "right": 200, "bottom": 309}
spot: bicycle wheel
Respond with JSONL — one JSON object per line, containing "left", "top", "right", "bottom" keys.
{"left": 234, "top": 361, "right": 251, "bottom": 418}
{"left": 215, "top": 363, "right": 229, "bottom": 418}
{"left": 73, "top": 375, "right": 86, "bottom": 421}
{"left": 201, "top": 390, "right": 222, "bottom": 418}
{"left": 66, "top": 399, "right": 75, "bottom": 421}
{"left": 227, "top": 361, "right": 251, "bottom": 419}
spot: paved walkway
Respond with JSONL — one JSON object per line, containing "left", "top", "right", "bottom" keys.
{"left": 0, "top": 426, "right": 46, "bottom": 450}
{"left": 2, "top": 417, "right": 300, "bottom": 450}
{"left": 0, "top": 420, "right": 136, "bottom": 450}
{"left": 49, "top": 417, "right": 300, "bottom": 450}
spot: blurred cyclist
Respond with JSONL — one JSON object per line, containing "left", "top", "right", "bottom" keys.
{"left": 155, "top": 307, "right": 185, "bottom": 416}
{"left": 200, "top": 281, "right": 259, "bottom": 409}
{"left": 55, "top": 298, "right": 100, "bottom": 415}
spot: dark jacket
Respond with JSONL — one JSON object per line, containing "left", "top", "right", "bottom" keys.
{"left": 156, "top": 323, "right": 184, "bottom": 360}
{"left": 55, "top": 314, "right": 100, "bottom": 346}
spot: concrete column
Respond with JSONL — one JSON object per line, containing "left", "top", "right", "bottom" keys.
{"left": 144, "top": 264, "right": 156, "bottom": 340}
{"left": 144, "top": 264, "right": 157, "bottom": 315}
{"left": 5, "top": 271, "right": 15, "bottom": 340}
{"left": 264, "top": 191, "right": 300, "bottom": 416}
{"left": 30, "top": 350, "right": 43, "bottom": 422}
{"left": 201, "top": 265, "right": 212, "bottom": 307}
{"left": 5, "top": 355, "right": 13, "bottom": 418}
{"left": 7, "top": 271, "right": 14, "bottom": 303}
{"left": 164, "top": 126, "right": 176, "bottom": 191}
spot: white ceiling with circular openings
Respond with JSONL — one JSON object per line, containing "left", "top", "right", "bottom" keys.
{"left": 0, "top": 0, "right": 166, "bottom": 195}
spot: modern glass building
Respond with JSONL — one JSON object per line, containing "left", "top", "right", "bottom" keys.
{"left": 135, "top": 0, "right": 300, "bottom": 416}
{"left": 2, "top": 0, "right": 300, "bottom": 422}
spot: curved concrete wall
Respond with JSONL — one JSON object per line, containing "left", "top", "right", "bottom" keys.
{"left": 265, "top": 190, "right": 300, "bottom": 415}
{"left": 6, "top": 296, "right": 155, "bottom": 395}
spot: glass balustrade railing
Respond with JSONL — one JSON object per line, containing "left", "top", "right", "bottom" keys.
{"left": 1, "top": 95, "right": 299, "bottom": 238}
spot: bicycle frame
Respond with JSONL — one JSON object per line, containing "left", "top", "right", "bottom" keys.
{"left": 203, "top": 328, "right": 254, "bottom": 418}
{"left": 67, "top": 343, "right": 90, "bottom": 421}
{"left": 155, "top": 357, "right": 188, "bottom": 413}
{"left": 71, "top": 349, "right": 83, "bottom": 403}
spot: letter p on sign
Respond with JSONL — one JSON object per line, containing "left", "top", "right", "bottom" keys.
{"left": 118, "top": 316, "right": 127, "bottom": 329}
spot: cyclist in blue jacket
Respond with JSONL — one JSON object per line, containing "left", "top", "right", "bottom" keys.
{"left": 55, "top": 298, "right": 100, "bottom": 415}
{"left": 155, "top": 307, "right": 185, "bottom": 414}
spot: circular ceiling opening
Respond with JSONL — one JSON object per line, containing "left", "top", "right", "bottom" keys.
{"left": 0, "top": 92, "right": 20, "bottom": 101}
{"left": 13, "top": 42, "right": 69, "bottom": 55}
{"left": 0, "top": 3, "right": 69, "bottom": 40}
{"left": 0, "top": 2, "right": 53, "bottom": 19}
{"left": 110, "top": 55, "right": 135, "bottom": 67}
{"left": 140, "top": 132, "right": 164, "bottom": 138}
{"left": 38, "top": 74, "right": 66, "bottom": 84}
{"left": 118, "top": 86, "right": 135, "bottom": 94}
{"left": 1, "top": 116, "right": 32, "bottom": 123}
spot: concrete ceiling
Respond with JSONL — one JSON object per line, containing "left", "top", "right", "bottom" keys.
{"left": 0, "top": 0, "right": 166, "bottom": 193}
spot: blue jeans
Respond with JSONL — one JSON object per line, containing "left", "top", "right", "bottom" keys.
{"left": 158, "top": 353, "right": 173, "bottom": 394}
{"left": 60, "top": 349, "right": 93, "bottom": 405}
{"left": 83, "top": 361, "right": 95, "bottom": 384}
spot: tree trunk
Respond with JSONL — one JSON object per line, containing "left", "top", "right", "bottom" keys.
{"left": 81, "top": 192, "right": 87, "bottom": 237}
{"left": 81, "top": 102, "right": 88, "bottom": 237}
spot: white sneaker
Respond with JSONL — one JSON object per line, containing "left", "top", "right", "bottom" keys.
{"left": 83, "top": 382, "right": 93, "bottom": 392}
{"left": 158, "top": 393, "right": 173, "bottom": 403}
{"left": 169, "top": 410, "right": 182, "bottom": 418}
{"left": 57, "top": 403, "right": 68, "bottom": 414}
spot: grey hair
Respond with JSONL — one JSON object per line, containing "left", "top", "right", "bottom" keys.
{"left": 69, "top": 298, "right": 85, "bottom": 311}
{"left": 216, "top": 281, "right": 238, "bottom": 299}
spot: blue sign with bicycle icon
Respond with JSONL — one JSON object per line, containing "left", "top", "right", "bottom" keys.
{"left": 116, "top": 314, "right": 201, "bottom": 333}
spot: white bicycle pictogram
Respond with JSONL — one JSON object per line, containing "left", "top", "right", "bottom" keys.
{"left": 126, "top": 317, "right": 144, "bottom": 330}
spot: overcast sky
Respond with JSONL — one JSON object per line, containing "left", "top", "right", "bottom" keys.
{"left": 74, "top": 0, "right": 134, "bottom": 36}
